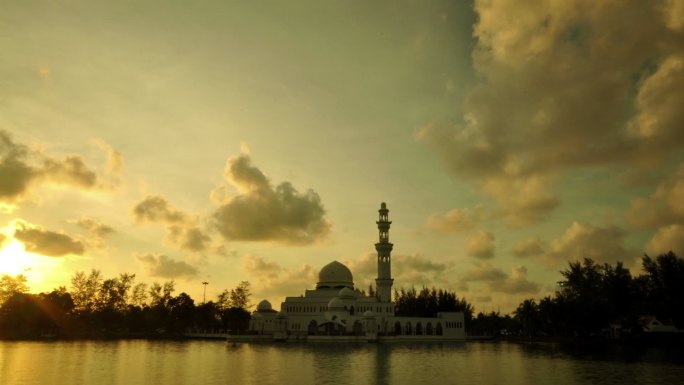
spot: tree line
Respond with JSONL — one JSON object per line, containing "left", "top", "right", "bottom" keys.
{"left": 389, "top": 252, "right": 684, "bottom": 338}
{"left": 509, "top": 252, "right": 684, "bottom": 338}
{"left": 0, "top": 270, "right": 252, "bottom": 339}
{"left": 2, "top": 251, "right": 682, "bottom": 339}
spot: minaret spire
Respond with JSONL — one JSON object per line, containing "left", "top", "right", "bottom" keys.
{"left": 375, "top": 202, "right": 394, "bottom": 303}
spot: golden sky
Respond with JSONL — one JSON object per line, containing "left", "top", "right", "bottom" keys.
{"left": 1, "top": 0, "right": 683, "bottom": 313}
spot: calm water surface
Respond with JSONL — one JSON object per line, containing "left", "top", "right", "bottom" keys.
{"left": 1, "top": 340, "right": 683, "bottom": 385}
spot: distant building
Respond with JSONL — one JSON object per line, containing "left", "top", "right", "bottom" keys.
{"left": 249, "top": 203, "right": 465, "bottom": 341}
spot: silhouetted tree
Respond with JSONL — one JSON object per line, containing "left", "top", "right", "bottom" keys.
{"left": 641, "top": 251, "right": 684, "bottom": 327}
{"left": 514, "top": 299, "right": 539, "bottom": 337}
{"left": 0, "top": 274, "right": 28, "bottom": 305}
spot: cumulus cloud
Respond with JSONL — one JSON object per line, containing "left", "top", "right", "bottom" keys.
{"left": 466, "top": 230, "right": 495, "bottom": 259}
{"left": 137, "top": 253, "right": 198, "bottom": 279}
{"left": 345, "top": 252, "right": 453, "bottom": 290}
{"left": 462, "top": 263, "right": 539, "bottom": 294}
{"left": 69, "top": 217, "right": 115, "bottom": 249}
{"left": 513, "top": 237, "right": 545, "bottom": 258}
{"left": 417, "top": 1, "right": 684, "bottom": 226}
{"left": 543, "top": 222, "right": 637, "bottom": 267}
{"left": 0, "top": 130, "right": 122, "bottom": 204}
{"left": 241, "top": 254, "right": 282, "bottom": 280}
{"left": 241, "top": 254, "right": 317, "bottom": 300}
{"left": 646, "top": 224, "right": 684, "bottom": 256}
{"left": 13, "top": 222, "right": 85, "bottom": 257}
{"left": 626, "top": 163, "right": 684, "bottom": 229}
{"left": 482, "top": 175, "right": 560, "bottom": 226}
{"left": 71, "top": 217, "right": 115, "bottom": 238}
{"left": 133, "top": 195, "right": 187, "bottom": 223}
{"left": 212, "top": 153, "right": 330, "bottom": 245}
{"left": 169, "top": 226, "right": 211, "bottom": 253}
{"left": 426, "top": 204, "right": 485, "bottom": 233}
{"left": 132, "top": 195, "right": 211, "bottom": 253}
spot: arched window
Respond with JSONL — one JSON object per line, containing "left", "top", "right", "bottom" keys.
{"left": 436, "top": 323, "right": 443, "bottom": 336}
{"left": 353, "top": 320, "right": 363, "bottom": 336}
{"left": 426, "top": 322, "right": 433, "bottom": 335}
{"left": 308, "top": 320, "right": 318, "bottom": 335}
{"left": 415, "top": 322, "right": 423, "bottom": 335}
{"left": 405, "top": 322, "right": 412, "bottom": 335}
{"left": 394, "top": 322, "right": 402, "bottom": 335}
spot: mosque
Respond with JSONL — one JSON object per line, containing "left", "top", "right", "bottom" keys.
{"left": 249, "top": 203, "right": 466, "bottom": 341}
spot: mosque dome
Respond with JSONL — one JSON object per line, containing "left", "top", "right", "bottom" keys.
{"left": 327, "top": 297, "right": 346, "bottom": 310}
{"left": 316, "top": 261, "right": 354, "bottom": 289}
{"left": 256, "top": 299, "right": 272, "bottom": 312}
{"left": 338, "top": 287, "right": 357, "bottom": 299}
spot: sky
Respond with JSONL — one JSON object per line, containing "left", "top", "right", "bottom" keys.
{"left": 1, "top": 0, "right": 683, "bottom": 313}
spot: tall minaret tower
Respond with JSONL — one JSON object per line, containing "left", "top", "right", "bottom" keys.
{"left": 375, "top": 202, "right": 394, "bottom": 303}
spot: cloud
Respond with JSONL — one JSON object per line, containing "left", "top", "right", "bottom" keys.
{"left": 513, "top": 237, "right": 545, "bottom": 258}
{"left": 0, "top": 233, "right": 6, "bottom": 248}
{"left": 463, "top": 263, "right": 539, "bottom": 294}
{"left": 0, "top": 130, "right": 122, "bottom": 203}
{"left": 133, "top": 195, "right": 187, "bottom": 223}
{"left": 345, "top": 252, "right": 452, "bottom": 289}
{"left": 241, "top": 254, "right": 317, "bottom": 300}
{"left": 137, "top": 253, "right": 198, "bottom": 279}
{"left": 0, "top": 130, "right": 36, "bottom": 202}
{"left": 482, "top": 175, "right": 560, "bottom": 226}
{"left": 132, "top": 195, "right": 211, "bottom": 253}
{"left": 417, "top": 1, "right": 684, "bottom": 226}
{"left": 40, "top": 155, "right": 98, "bottom": 188}
{"left": 168, "top": 226, "right": 211, "bottom": 253}
{"left": 543, "top": 222, "right": 637, "bottom": 266}
{"left": 646, "top": 224, "right": 684, "bottom": 256}
{"left": 466, "top": 230, "right": 495, "bottom": 259}
{"left": 626, "top": 163, "right": 684, "bottom": 229}
{"left": 241, "top": 254, "right": 282, "bottom": 280}
{"left": 91, "top": 138, "right": 123, "bottom": 184}
{"left": 71, "top": 217, "right": 115, "bottom": 238}
{"left": 69, "top": 217, "right": 115, "bottom": 249}
{"left": 464, "top": 264, "right": 507, "bottom": 282}
{"left": 426, "top": 204, "right": 485, "bottom": 233}
{"left": 13, "top": 222, "right": 85, "bottom": 257}
{"left": 212, "top": 153, "right": 330, "bottom": 245}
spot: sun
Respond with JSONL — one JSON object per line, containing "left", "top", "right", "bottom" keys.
{"left": 0, "top": 239, "right": 35, "bottom": 276}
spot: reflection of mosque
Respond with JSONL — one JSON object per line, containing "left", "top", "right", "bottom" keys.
{"left": 249, "top": 203, "right": 466, "bottom": 341}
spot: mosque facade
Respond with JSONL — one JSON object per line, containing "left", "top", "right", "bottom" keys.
{"left": 249, "top": 203, "right": 466, "bottom": 341}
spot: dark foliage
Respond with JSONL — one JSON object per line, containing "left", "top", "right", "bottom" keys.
{"left": 0, "top": 271, "right": 253, "bottom": 339}
{"left": 508, "top": 252, "right": 684, "bottom": 338}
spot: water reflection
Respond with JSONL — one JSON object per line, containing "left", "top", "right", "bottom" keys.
{"left": 0, "top": 340, "right": 682, "bottom": 385}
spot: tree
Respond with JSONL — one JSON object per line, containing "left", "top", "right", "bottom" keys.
{"left": 70, "top": 269, "right": 102, "bottom": 313}
{"left": 167, "top": 292, "right": 195, "bottom": 332}
{"left": 130, "top": 282, "right": 148, "bottom": 307}
{"left": 0, "top": 274, "right": 28, "bottom": 305}
{"left": 641, "top": 251, "right": 684, "bottom": 327}
{"left": 230, "top": 281, "right": 251, "bottom": 310}
{"left": 514, "top": 299, "right": 539, "bottom": 337}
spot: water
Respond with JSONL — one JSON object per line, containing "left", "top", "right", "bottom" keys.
{"left": 1, "top": 340, "right": 683, "bottom": 385}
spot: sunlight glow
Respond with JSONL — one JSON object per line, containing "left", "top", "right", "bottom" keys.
{"left": 0, "top": 239, "right": 35, "bottom": 276}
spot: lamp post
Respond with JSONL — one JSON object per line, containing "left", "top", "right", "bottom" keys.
{"left": 202, "top": 281, "right": 208, "bottom": 304}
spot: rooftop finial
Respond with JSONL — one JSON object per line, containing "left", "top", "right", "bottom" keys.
{"left": 381, "top": 202, "right": 387, "bottom": 209}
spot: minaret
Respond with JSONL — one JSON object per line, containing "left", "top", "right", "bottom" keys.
{"left": 375, "top": 202, "right": 394, "bottom": 303}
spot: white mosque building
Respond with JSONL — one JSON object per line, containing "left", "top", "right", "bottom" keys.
{"left": 249, "top": 203, "right": 466, "bottom": 341}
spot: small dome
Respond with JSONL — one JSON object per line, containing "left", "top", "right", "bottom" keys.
{"left": 317, "top": 261, "right": 354, "bottom": 289}
{"left": 256, "top": 299, "right": 272, "bottom": 311}
{"left": 327, "top": 297, "right": 346, "bottom": 310}
{"left": 363, "top": 310, "right": 373, "bottom": 317}
{"left": 338, "top": 287, "right": 356, "bottom": 299}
